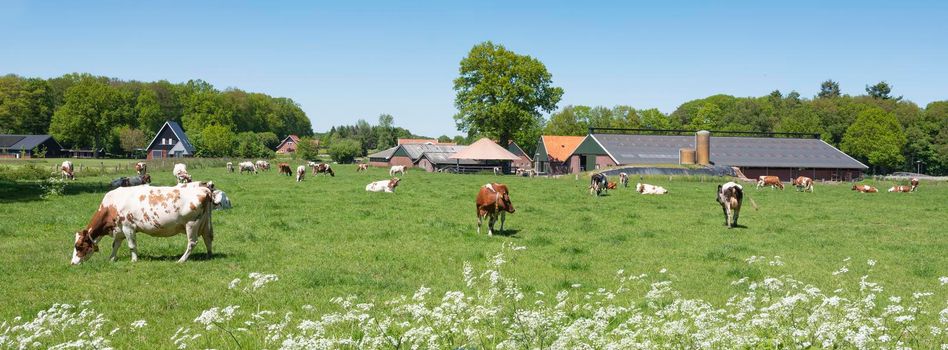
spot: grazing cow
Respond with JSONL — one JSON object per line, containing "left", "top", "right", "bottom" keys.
{"left": 226, "top": 162, "right": 234, "bottom": 173}
{"left": 109, "top": 174, "right": 152, "bottom": 189}
{"left": 791, "top": 176, "right": 814, "bottom": 192}
{"left": 607, "top": 181, "right": 618, "bottom": 190}
{"left": 61, "top": 161, "right": 75, "bottom": 180}
{"left": 475, "top": 183, "right": 515, "bottom": 236}
{"left": 911, "top": 178, "right": 919, "bottom": 192}
{"left": 888, "top": 185, "right": 912, "bottom": 193}
{"left": 70, "top": 185, "right": 215, "bottom": 264}
{"left": 365, "top": 177, "right": 400, "bottom": 193}
{"left": 756, "top": 175, "right": 784, "bottom": 190}
{"left": 515, "top": 168, "right": 536, "bottom": 177}
{"left": 357, "top": 163, "right": 368, "bottom": 172}
{"left": 255, "top": 160, "right": 270, "bottom": 171}
{"left": 312, "top": 163, "right": 334, "bottom": 176}
{"left": 389, "top": 165, "right": 406, "bottom": 176}
{"left": 589, "top": 173, "right": 608, "bottom": 196}
{"left": 278, "top": 163, "right": 292, "bottom": 176}
{"left": 716, "top": 182, "right": 744, "bottom": 228}
{"left": 134, "top": 162, "right": 147, "bottom": 176}
{"left": 177, "top": 181, "right": 231, "bottom": 210}
{"left": 851, "top": 184, "right": 878, "bottom": 193}
{"left": 296, "top": 165, "right": 306, "bottom": 182}
{"left": 238, "top": 161, "right": 257, "bottom": 174}
{"left": 636, "top": 183, "right": 668, "bottom": 195}
{"left": 173, "top": 163, "right": 191, "bottom": 183}
{"left": 493, "top": 167, "right": 502, "bottom": 176}
{"left": 619, "top": 172, "right": 629, "bottom": 188}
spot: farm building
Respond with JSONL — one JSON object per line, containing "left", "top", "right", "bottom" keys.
{"left": 397, "top": 138, "right": 456, "bottom": 146}
{"left": 447, "top": 138, "right": 521, "bottom": 173}
{"left": 368, "top": 143, "right": 468, "bottom": 170}
{"left": 275, "top": 135, "right": 301, "bottom": 154}
{"left": 565, "top": 130, "right": 868, "bottom": 181}
{"left": 533, "top": 136, "right": 585, "bottom": 175}
{"left": 507, "top": 141, "right": 532, "bottom": 170}
{"left": 145, "top": 121, "right": 196, "bottom": 160}
{"left": 0, "top": 134, "right": 64, "bottom": 158}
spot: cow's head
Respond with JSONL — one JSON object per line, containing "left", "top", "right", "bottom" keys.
{"left": 388, "top": 177, "right": 401, "bottom": 190}
{"left": 71, "top": 229, "right": 99, "bottom": 265}
{"left": 495, "top": 185, "right": 515, "bottom": 213}
{"left": 213, "top": 190, "right": 232, "bottom": 210}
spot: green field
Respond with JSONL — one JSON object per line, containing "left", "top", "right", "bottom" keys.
{"left": 1, "top": 159, "right": 946, "bottom": 348}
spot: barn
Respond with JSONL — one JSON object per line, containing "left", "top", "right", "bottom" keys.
{"left": 533, "top": 136, "right": 584, "bottom": 175}
{"left": 368, "top": 143, "right": 468, "bottom": 170}
{"left": 145, "top": 121, "right": 195, "bottom": 160}
{"left": 275, "top": 135, "right": 300, "bottom": 154}
{"left": 507, "top": 141, "right": 532, "bottom": 170}
{"left": 0, "top": 134, "right": 64, "bottom": 158}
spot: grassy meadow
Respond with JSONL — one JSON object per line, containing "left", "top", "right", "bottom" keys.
{"left": 1, "top": 158, "right": 946, "bottom": 347}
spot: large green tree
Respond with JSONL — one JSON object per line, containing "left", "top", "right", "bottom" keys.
{"left": 818, "top": 80, "right": 841, "bottom": 99}
{"left": 49, "top": 79, "right": 132, "bottom": 152}
{"left": 453, "top": 41, "right": 563, "bottom": 148}
{"left": 840, "top": 107, "right": 907, "bottom": 171}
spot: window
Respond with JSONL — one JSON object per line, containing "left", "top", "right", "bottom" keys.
{"left": 161, "top": 138, "right": 165, "bottom": 145}
{"left": 152, "top": 150, "right": 162, "bottom": 158}
{"left": 174, "top": 151, "right": 183, "bottom": 158}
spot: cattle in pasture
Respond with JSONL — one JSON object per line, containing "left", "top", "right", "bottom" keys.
{"left": 756, "top": 175, "right": 783, "bottom": 190}
{"left": 173, "top": 163, "right": 191, "bottom": 183}
{"left": 226, "top": 162, "right": 234, "bottom": 173}
{"left": 475, "top": 183, "right": 515, "bottom": 236}
{"left": 389, "top": 165, "right": 406, "bottom": 176}
{"left": 177, "top": 181, "right": 231, "bottom": 210}
{"left": 357, "top": 163, "right": 368, "bottom": 172}
{"left": 911, "top": 178, "right": 919, "bottom": 192}
{"left": 636, "top": 183, "right": 668, "bottom": 195}
{"left": 589, "top": 173, "right": 608, "bottom": 196}
{"left": 619, "top": 172, "right": 629, "bottom": 188}
{"left": 61, "top": 161, "right": 75, "bottom": 180}
{"left": 296, "top": 165, "right": 306, "bottom": 182}
{"left": 109, "top": 174, "right": 152, "bottom": 189}
{"left": 851, "top": 184, "right": 878, "bottom": 193}
{"left": 70, "top": 185, "right": 215, "bottom": 264}
{"left": 365, "top": 177, "right": 400, "bottom": 193}
{"left": 607, "top": 181, "right": 618, "bottom": 190}
{"left": 716, "top": 182, "right": 744, "bottom": 228}
{"left": 515, "top": 168, "right": 537, "bottom": 177}
{"left": 255, "top": 160, "right": 270, "bottom": 171}
{"left": 135, "top": 162, "right": 147, "bottom": 176}
{"left": 278, "top": 163, "right": 292, "bottom": 176}
{"left": 312, "top": 163, "right": 334, "bottom": 176}
{"left": 239, "top": 161, "right": 257, "bottom": 174}
{"left": 888, "top": 185, "right": 912, "bottom": 193}
{"left": 493, "top": 167, "right": 502, "bottom": 176}
{"left": 791, "top": 176, "right": 814, "bottom": 192}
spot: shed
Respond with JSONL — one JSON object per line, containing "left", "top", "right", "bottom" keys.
{"left": 533, "top": 136, "right": 584, "bottom": 174}
{"left": 0, "top": 134, "right": 64, "bottom": 158}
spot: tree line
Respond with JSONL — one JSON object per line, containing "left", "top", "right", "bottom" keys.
{"left": 0, "top": 73, "right": 313, "bottom": 158}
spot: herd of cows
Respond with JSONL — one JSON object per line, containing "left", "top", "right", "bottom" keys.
{"left": 54, "top": 160, "right": 923, "bottom": 264}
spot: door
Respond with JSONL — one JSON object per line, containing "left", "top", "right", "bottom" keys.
{"left": 584, "top": 155, "right": 596, "bottom": 172}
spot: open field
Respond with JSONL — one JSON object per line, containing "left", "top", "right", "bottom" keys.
{"left": 1, "top": 159, "right": 946, "bottom": 347}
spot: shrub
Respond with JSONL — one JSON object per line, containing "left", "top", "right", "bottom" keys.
{"left": 294, "top": 137, "right": 320, "bottom": 161}
{"left": 0, "top": 163, "right": 51, "bottom": 181}
{"left": 327, "top": 138, "right": 361, "bottom": 163}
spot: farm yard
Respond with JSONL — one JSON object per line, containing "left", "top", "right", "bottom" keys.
{"left": 0, "top": 159, "right": 946, "bottom": 348}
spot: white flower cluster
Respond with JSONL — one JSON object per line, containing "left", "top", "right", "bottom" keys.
{"left": 0, "top": 301, "right": 112, "bottom": 349}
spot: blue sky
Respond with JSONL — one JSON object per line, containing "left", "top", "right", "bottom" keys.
{"left": 2, "top": 1, "right": 946, "bottom": 137}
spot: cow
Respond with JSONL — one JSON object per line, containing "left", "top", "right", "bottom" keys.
{"left": 109, "top": 174, "right": 152, "bottom": 189}
{"left": 312, "top": 163, "right": 334, "bottom": 176}
{"left": 851, "top": 184, "right": 878, "bottom": 193}
{"left": 226, "top": 162, "right": 234, "bottom": 173}
{"left": 177, "top": 181, "right": 231, "bottom": 210}
{"left": 911, "top": 178, "right": 919, "bottom": 192}
{"left": 619, "top": 172, "right": 629, "bottom": 188}
{"left": 255, "top": 160, "right": 270, "bottom": 171}
{"left": 476, "top": 183, "right": 515, "bottom": 236}
{"left": 238, "top": 161, "right": 257, "bottom": 174}
{"left": 636, "top": 183, "right": 668, "bottom": 195}
{"left": 589, "top": 173, "right": 608, "bottom": 196}
{"left": 296, "top": 165, "right": 306, "bottom": 182}
{"left": 134, "top": 162, "right": 147, "bottom": 176}
{"left": 390, "top": 165, "right": 406, "bottom": 176}
{"left": 173, "top": 163, "right": 191, "bottom": 183}
{"left": 61, "top": 161, "right": 75, "bottom": 180}
{"left": 70, "top": 185, "right": 215, "bottom": 264}
{"left": 515, "top": 169, "right": 536, "bottom": 177}
{"left": 756, "top": 175, "right": 783, "bottom": 190}
{"left": 357, "top": 163, "right": 368, "bottom": 172}
{"left": 278, "top": 163, "right": 292, "bottom": 176}
{"left": 791, "top": 176, "right": 814, "bottom": 192}
{"left": 607, "top": 181, "right": 618, "bottom": 190}
{"left": 888, "top": 185, "right": 912, "bottom": 193}
{"left": 716, "top": 182, "right": 744, "bottom": 228}
{"left": 365, "top": 177, "right": 400, "bottom": 193}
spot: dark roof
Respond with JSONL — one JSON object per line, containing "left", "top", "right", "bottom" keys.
{"left": 417, "top": 151, "right": 482, "bottom": 165}
{"left": 591, "top": 133, "right": 868, "bottom": 169}
{"left": 367, "top": 145, "right": 400, "bottom": 160}
{"left": 146, "top": 121, "right": 196, "bottom": 153}
{"left": 0, "top": 134, "right": 61, "bottom": 150}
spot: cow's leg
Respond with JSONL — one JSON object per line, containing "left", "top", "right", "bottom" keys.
{"left": 726, "top": 206, "right": 734, "bottom": 228}
{"left": 488, "top": 213, "right": 497, "bottom": 236}
{"left": 720, "top": 206, "right": 729, "bottom": 226}
{"left": 499, "top": 211, "right": 506, "bottom": 232}
{"left": 476, "top": 209, "right": 485, "bottom": 235}
{"left": 124, "top": 229, "right": 139, "bottom": 262}
{"left": 179, "top": 221, "right": 199, "bottom": 263}
{"left": 202, "top": 217, "right": 214, "bottom": 258}
{"left": 733, "top": 207, "right": 740, "bottom": 227}
{"left": 109, "top": 234, "right": 125, "bottom": 262}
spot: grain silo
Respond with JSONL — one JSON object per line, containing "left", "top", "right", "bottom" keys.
{"left": 679, "top": 147, "right": 696, "bottom": 165}
{"left": 695, "top": 130, "right": 710, "bottom": 165}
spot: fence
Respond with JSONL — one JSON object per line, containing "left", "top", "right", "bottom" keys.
{"left": 48, "top": 158, "right": 234, "bottom": 177}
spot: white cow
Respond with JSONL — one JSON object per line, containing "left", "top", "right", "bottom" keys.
{"left": 389, "top": 165, "right": 406, "bottom": 176}
{"left": 238, "top": 161, "right": 257, "bottom": 174}
{"left": 173, "top": 163, "right": 191, "bottom": 183}
{"left": 61, "top": 161, "right": 75, "bottom": 180}
{"left": 366, "top": 178, "right": 401, "bottom": 193}
{"left": 255, "top": 160, "right": 270, "bottom": 171}
{"left": 636, "top": 183, "right": 668, "bottom": 195}
{"left": 296, "top": 165, "right": 306, "bottom": 182}
{"left": 70, "top": 185, "right": 215, "bottom": 264}
{"left": 226, "top": 162, "right": 234, "bottom": 173}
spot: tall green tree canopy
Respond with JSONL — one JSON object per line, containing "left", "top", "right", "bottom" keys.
{"left": 818, "top": 80, "right": 841, "bottom": 99}
{"left": 49, "top": 78, "right": 133, "bottom": 152}
{"left": 453, "top": 41, "right": 563, "bottom": 148}
{"left": 840, "top": 107, "right": 907, "bottom": 170}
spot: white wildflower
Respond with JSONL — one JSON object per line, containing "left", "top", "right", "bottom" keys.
{"left": 130, "top": 319, "right": 147, "bottom": 328}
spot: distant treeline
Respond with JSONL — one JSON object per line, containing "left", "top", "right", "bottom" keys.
{"left": 0, "top": 73, "right": 313, "bottom": 158}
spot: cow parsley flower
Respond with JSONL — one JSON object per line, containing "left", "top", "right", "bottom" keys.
{"left": 939, "top": 276, "right": 948, "bottom": 286}
{"left": 130, "top": 319, "right": 147, "bottom": 328}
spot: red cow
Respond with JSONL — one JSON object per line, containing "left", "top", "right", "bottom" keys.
{"left": 791, "top": 176, "right": 813, "bottom": 192}
{"left": 910, "top": 178, "right": 919, "bottom": 192}
{"left": 476, "top": 183, "right": 515, "bottom": 236}
{"left": 888, "top": 185, "right": 912, "bottom": 193}
{"left": 278, "top": 163, "right": 292, "bottom": 176}
{"left": 756, "top": 175, "right": 784, "bottom": 190}
{"left": 851, "top": 184, "right": 878, "bottom": 193}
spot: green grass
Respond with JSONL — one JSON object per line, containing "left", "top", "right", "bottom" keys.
{"left": 1, "top": 160, "right": 946, "bottom": 347}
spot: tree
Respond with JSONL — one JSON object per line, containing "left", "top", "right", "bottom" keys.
{"left": 136, "top": 89, "right": 164, "bottom": 134}
{"left": 376, "top": 113, "right": 395, "bottom": 149}
{"left": 49, "top": 79, "right": 132, "bottom": 153}
{"left": 116, "top": 126, "right": 147, "bottom": 155}
{"left": 294, "top": 137, "right": 320, "bottom": 161}
{"left": 327, "top": 138, "right": 361, "bottom": 163}
{"left": 437, "top": 135, "right": 452, "bottom": 143}
{"left": 840, "top": 107, "right": 907, "bottom": 171}
{"left": 255, "top": 132, "right": 280, "bottom": 150}
{"left": 818, "top": 80, "right": 841, "bottom": 99}
{"left": 866, "top": 81, "right": 901, "bottom": 101}
{"left": 200, "top": 125, "right": 236, "bottom": 157}
{"left": 775, "top": 105, "right": 826, "bottom": 140}
{"left": 453, "top": 41, "right": 563, "bottom": 149}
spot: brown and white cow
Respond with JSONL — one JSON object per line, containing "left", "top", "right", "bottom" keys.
{"left": 589, "top": 173, "right": 608, "bottom": 196}
{"left": 255, "top": 160, "right": 270, "bottom": 171}
{"left": 607, "top": 181, "right": 618, "bottom": 190}
{"left": 476, "top": 183, "right": 515, "bottom": 236}
{"left": 888, "top": 185, "right": 912, "bottom": 193}
{"left": 851, "top": 184, "right": 878, "bottom": 193}
{"left": 278, "top": 163, "right": 292, "bottom": 176}
{"left": 910, "top": 178, "right": 919, "bottom": 192}
{"left": 619, "top": 172, "right": 629, "bottom": 188}
{"left": 311, "top": 163, "right": 334, "bottom": 176}
{"left": 296, "top": 165, "right": 306, "bottom": 182}
{"left": 61, "top": 161, "right": 75, "bottom": 180}
{"left": 756, "top": 175, "right": 783, "bottom": 190}
{"left": 357, "top": 163, "right": 368, "bottom": 172}
{"left": 226, "top": 162, "right": 234, "bottom": 173}
{"left": 177, "top": 181, "right": 231, "bottom": 210}
{"left": 636, "top": 183, "right": 668, "bottom": 195}
{"left": 135, "top": 162, "right": 147, "bottom": 176}
{"left": 389, "top": 165, "right": 406, "bottom": 176}
{"left": 70, "top": 185, "right": 215, "bottom": 264}
{"left": 238, "top": 161, "right": 257, "bottom": 174}
{"left": 173, "top": 163, "right": 191, "bottom": 183}
{"left": 716, "top": 182, "right": 744, "bottom": 228}
{"left": 365, "top": 177, "right": 400, "bottom": 193}
{"left": 791, "top": 176, "right": 814, "bottom": 192}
